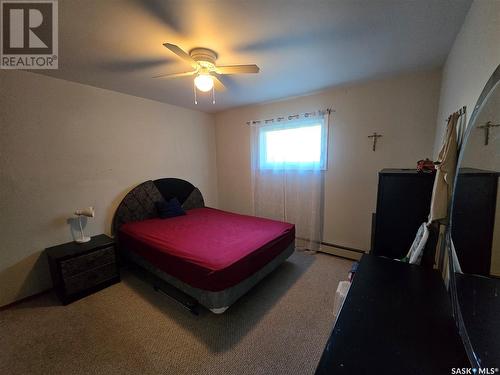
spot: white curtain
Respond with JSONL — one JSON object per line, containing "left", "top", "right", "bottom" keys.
{"left": 250, "top": 112, "right": 328, "bottom": 251}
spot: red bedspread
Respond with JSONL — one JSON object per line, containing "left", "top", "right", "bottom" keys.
{"left": 119, "top": 207, "right": 295, "bottom": 291}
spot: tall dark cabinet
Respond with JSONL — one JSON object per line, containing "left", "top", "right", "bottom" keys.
{"left": 372, "top": 169, "right": 435, "bottom": 259}
{"left": 452, "top": 168, "right": 498, "bottom": 276}
{"left": 372, "top": 168, "right": 498, "bottom": 276}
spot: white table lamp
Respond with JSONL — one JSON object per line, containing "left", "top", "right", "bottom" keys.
{"left": 74, "top": 206, "right": 94, "bottom": 243}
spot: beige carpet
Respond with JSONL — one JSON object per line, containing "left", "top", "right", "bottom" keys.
{"left": 0, "top": 252, "right": 352, "bottom": 375}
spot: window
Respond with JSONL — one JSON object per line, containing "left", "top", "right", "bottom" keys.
{"left": 258, "top": 118, "right": 327, "bottom": 170}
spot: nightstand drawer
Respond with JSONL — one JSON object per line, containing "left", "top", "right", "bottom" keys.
{"left": 64, "top": 263, "right": 118, "bottom": 295}
{"left": 60, "top": 246, "right": 115, "bottom": 277}
{"left": 47, "top": 234, "right": 119, "bottom": 305}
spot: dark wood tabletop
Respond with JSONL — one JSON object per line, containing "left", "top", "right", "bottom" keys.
{"left": 46, "top": 234, "right": 115, "bottom": 260}
{"left": 315, "top": 254, "right": 469, "bottom": 375}
{"left": 456, "top": 273, "right": 500, "bottom": 368}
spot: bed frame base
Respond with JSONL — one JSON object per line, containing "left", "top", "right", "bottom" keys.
{"left": 209, "top": 306, "right": 229, "bottom": 314}
{"left": 153, "top": 282, "right": 226, "bottom": 315}
{"left": 123, "top": 243, "right": 295, "bottom": 314}
{"left": 153, "top": 284, "right": 200, "bottom": 316}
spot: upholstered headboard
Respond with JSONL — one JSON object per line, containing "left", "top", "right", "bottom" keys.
{"left": 112, "top": 178, "right": 204, "bottom": 235}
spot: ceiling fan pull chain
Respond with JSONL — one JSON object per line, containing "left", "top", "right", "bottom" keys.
{"left": 193, "top": 82, "right": 198, "bottom": 105}
{"left": 212, "top": 85, "right": 216, "bottom": 104}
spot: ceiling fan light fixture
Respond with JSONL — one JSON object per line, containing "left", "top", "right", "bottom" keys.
{"left": 194, "top": 73, "right": 214, "bottom": 92}
{"left": 158, "top": 43, "right": 260, "bottom": 103}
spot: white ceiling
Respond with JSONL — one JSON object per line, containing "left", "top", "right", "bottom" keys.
{"left": 38, "top": 0, "right": 471, "bottom": 113}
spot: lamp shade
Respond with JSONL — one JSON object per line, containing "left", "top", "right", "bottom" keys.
{"left": 74, "top": 206, "right": 95, "bottom": 218}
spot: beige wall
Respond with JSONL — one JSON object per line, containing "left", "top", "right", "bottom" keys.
{"left": 0, "top": 71, "right": 217, "bottom": 307}
{"left": 433, "top": 0, "right": 500, "bottom": 154}
{"left": 215, "top": 69, "right": 442, "bottom": 252}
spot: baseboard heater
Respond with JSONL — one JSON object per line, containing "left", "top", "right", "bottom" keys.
{"left": 319, "top": 241, "right": 366, "bottom": 261}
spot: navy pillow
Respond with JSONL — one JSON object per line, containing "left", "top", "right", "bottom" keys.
{"left": 155, "top": 198, "right": 186, "bottom": 219}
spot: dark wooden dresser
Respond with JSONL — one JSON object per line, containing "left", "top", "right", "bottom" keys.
{"left": 46, "top": 234, "right": 120, "bottom": 304}
{"left": 372, "top": 169, "right": 435, "bottom": 259}
{"left": 452, "top": 168, "right": 498, "bottom": 276}
{"left": 372, "top": 168, "right": 497, "bottom": 272}
{"left": 315, "top": 255, "right": 469, "bottom": 374}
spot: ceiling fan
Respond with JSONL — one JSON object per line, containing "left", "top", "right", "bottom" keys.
{"left": 154, "top": 43, "right": 260, "bottom": 104}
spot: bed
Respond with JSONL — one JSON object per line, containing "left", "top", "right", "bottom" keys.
{"left": 113, "top": 178, "right": 295, "bottom": 314}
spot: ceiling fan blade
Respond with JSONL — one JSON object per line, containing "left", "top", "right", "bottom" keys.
{"left": 211, "top": 74, "right": 226, "bottom": 91}
{"left": 216, "top": 64, "right": 260, "bottom": 74}
{"left": 101, "top": 57, "right": 175, "bottom": 72}
{"left": 163, "top": 43, "right": 198, "bottom": 69}
{"left": 153, "top": 70, "right": 196, "bottom": 79}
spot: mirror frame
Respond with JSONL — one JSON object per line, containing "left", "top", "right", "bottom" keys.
{"left": 446, "top": 64, "right": 500, "bottom": 368}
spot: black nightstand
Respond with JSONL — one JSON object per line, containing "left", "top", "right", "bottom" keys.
{"left": 46, "top": 234, "right": 120, "bottom": 305}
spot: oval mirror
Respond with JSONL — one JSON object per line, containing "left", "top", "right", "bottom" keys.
{"left": 448, "top": 65, "right": 500, "bottom": 368}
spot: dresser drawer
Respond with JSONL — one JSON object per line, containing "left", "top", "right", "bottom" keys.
{"left": 64, "top": 263, "right": 118, "bottom": 295}
{"left": 60, "top": 246, "right": 115, "bottom": 277}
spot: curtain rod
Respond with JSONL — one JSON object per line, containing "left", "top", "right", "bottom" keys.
{"left": 246, "top": 107, "right": 334, "bottom": 126}
{"left": 446, "top": 106, "right": 466, "bottom": 122}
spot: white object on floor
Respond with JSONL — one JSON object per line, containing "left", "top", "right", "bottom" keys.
{"left": 333, "top": 281, "right": 351, "bottom": 317}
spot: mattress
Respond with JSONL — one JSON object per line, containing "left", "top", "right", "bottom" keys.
{"left": 119, "top": 207, "right": 295, "bottom": 291}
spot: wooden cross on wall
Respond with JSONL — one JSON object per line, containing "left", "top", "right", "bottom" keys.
{"left": 368, "top": 132, "right": 383, "bottom": 151}
{"left": 478, "top": 121, "right": 500, "bottom": 145}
